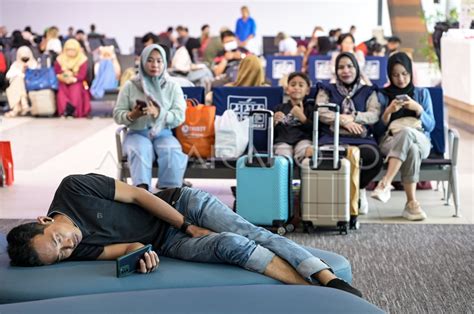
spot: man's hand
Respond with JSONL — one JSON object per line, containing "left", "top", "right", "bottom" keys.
{"left": 138, "top": 251, "right": 160, "bottom": 274}
{"left": 187, "top": 224, "right": 213, "bottom": 238}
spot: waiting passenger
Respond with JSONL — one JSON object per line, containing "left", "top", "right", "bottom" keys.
{"left": 40, "top": 26, "right": 62, "bottom": 55}
{"left": 6, "top": 173, "right": 362, "bottom": 299}
{"left": 212, "top": 30, "right": 249, "bottom": 86}
{"left": 274, "top": 32, "right": 298, "bottom": 56}
{"left": 225, "top": 55, "right": 267, "bottom": 87}
{"left": 54, "top": 39, "right": 91, "bottom": 117}
{"left": 330, "top": 33, "right": 371, "bottom": 85}
{"left": 235, "top": 6, "right": 257, "bottom": 51}
{"left": 316, "top": 52, "right": 383, "bottom": 214}
{"left": 372, "top": 52, "right": 435, "bottom": 221}
{"left": 5, "top": 46, "right": 38, "bottom": 117}
{"left": 113, "top": 44, "right": 188, "bottom": 191}
{"left": 273, "top": 72, "right": 313, "bottom": 163}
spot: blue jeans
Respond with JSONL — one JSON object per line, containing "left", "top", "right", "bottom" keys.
{"left": 124, "top": 128, "right": 188, "bottom": 189}
{"left": 160, "top": 187, "right": 331, "bottom": 283}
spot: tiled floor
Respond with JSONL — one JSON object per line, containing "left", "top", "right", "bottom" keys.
{"left": 0, "top": 116, "right": 472, "bottom": 224}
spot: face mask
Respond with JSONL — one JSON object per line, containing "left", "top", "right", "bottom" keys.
{"left": 224, "top": 40, "right": 238, "bottom": 52}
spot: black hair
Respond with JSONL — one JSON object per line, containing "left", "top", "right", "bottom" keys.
{"left": 201, "top": 24, "right": 210, "bottom": 32}
{"left": 176, "top": 25, "right": 185, "bottom": 32}
{"left": 388, "top": 36, "right": 401, "bottom": 44}
{"left": 337, "top": 33, "right": 355, "bottom": 45}
{"left": 220, "top": 30, "right": 235, "bottom": 41}
{"left": 142, "top": 32, "right": 159, "bottom": 44}
{"left": 166, "top": 27, "right": 173, "bottom": 33}
{"left": 76, "top": 29, "right": 85, "bottom": 35}
{"left": 7, "top": 223, "right": 47, "bottom": 267}
{"left": 90, "top": 24, "right": 96, "bottom": 31}
{"left": 24, "top": 26, "right": 32, "bottom": 33}
{"left": 287, "top": 72, "right": 311, "bottom": 87}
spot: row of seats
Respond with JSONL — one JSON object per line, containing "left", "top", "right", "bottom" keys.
{"left": 115, "top": 85, "right": 460, "bottom": 217}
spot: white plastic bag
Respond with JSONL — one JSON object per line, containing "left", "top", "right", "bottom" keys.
{"left": 214, "top": 110, "right": 249, "bottom": 158}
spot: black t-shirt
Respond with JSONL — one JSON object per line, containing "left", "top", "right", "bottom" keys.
{"left": 273, "top": 102, "right": 313, "bottom": 145}
{"left": 47, "top": 174, "right": 181, "bottom": 261}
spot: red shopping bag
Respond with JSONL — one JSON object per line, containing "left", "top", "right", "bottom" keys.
{"left": 0, "top": 141, "right": 14, "bottom": 186}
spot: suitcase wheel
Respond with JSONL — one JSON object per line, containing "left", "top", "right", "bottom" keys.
{"left": 277, "top": 226, "right": 286, "bottom": 236}
{"left": 285, "top": 224, "right": 295, "bottom": 233}
{"left": 337, "top": 221, "right": 348, "bottom": 235}
{"left": 303, "top": 221, "right": 314, "bottom": 234}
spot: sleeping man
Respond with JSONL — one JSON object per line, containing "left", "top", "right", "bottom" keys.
{"left": 7, "top": 173, "right": 362, "bottom": 297}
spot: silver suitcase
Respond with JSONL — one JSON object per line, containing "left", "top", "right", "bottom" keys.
{"left": 300, "top": 103, "right": 350, "bottom": 234}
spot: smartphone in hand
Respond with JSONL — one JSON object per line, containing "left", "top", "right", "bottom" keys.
{"left": 136, "top": 99, "right": 147, "bottom": 110}
{"left": 116, "top": 244, "right": 152, "bottom": 278}
{"left": 395, "top": 94, "right": 409, "bottom": 102}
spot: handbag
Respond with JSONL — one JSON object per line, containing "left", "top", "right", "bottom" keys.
{"left": 214, "top": 109, "right": 249, "bottom": 158}
{"left": 388, "top": 117, "right": 422, "bottom": 135}
{"left": 175, "top": 99, "right": 216, "bottom": 158}
{"left": 25, "top": 67, "right": 58, "bottom": 91}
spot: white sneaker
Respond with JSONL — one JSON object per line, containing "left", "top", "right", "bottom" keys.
{"left": 359, "top": 189, "right": 368, "bottom": 215}
{"left": 402, "top": 201, "right": 427, "bottom": 221}
{"left": 371, "top": 182, "right": 391, "bottom": 203}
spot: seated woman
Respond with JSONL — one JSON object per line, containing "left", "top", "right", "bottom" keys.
{"left": 113, "top": 44, "right": 188, "bottom": 191}
{"left": 273, "top": 72, "right": 313, "bottom": 163}
{"left": 54, "top": 39, "right": 91, "bottom": 117}
{"left": 316, "top": 52, "right": 383, "bottom": 214}
{"left": 5, "top": 46, "right": 38, "bottom": 117}
{"left": 330, "top": 34, "right": 371, "bottom": 86}
{"left": 274, "top": 32, "right": 298, "bottom": 56}
{"left": 371, "top": 52, "right": 435, "bottom": 221}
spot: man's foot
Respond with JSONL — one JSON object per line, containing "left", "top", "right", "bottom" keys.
{"left": 371, "top": 181, "right": 391, "bottom": 203}
{"left": 359, "top": 189, "right": 368, "bottom": 215}
{"left": 326, "top": 278, "right": 363, "bottom": 298}
{"left": 402, "top": 200, "right": 427, "bottom": 221}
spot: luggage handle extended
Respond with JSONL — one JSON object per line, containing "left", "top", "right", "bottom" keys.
{"left": 247, "top": 109, "right": 274, "bottom": 167}
{"left": 312, "top": 103, "right": 340, "bottom": 170}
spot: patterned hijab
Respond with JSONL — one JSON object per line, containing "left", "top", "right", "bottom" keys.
{"left": 383, "top": 52, "right": 415, "bottom": 102}
{"left": 334, "top": 52, "right": 362, "bottom": 114}
{"left": 56, "top": 39, "right": 88, "bottom": 74}
{"left": 133, "top": 44, "right": 168, "bottom": 106}
{"left": 230, "top": 55, "right": 265, "bottom": 87}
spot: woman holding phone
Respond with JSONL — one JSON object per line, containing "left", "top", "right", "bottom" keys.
{"left": 372, "top": 52, "right": 435, "bottom": 221}
{"left": 113, "top": 44, "right": 187, "bottom": 191}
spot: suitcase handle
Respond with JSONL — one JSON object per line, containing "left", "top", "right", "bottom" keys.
{"left": 313, "top": 103, "right": 340, "bottom": 170}
{"left": 247, "top": 109, "right": 274, "bottom": 167}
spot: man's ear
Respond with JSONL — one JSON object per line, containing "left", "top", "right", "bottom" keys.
{"left": 37, "top": 216, "right": 53, "bottom": 225}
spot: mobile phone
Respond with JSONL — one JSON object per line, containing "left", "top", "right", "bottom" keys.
{"left": 395, "top": 94, "right": 409, "bottom": 102}
{"left": 136, "top": 99, "right": 147, "bottom": 110}
{"left": 116, "top": 244, "right": 152, "bottom": 278}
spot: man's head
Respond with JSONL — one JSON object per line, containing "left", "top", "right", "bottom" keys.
{"left": 142, "top": 32, "right": 159, "bottom": 47}
{"left": 90, "top": 24, "right": 96, "bottom": 32}
{"left": 387, "top": 36, "right": 401, "bottom": 52}
{"left": 7, "top": 216, "right": 82, "bottom": 266}
{"left": 241, "top": 6, "right": 250, "bottom": 19}
{"left": 176, "top": 26, "right": 188, "bottom": 38}
{"left": 220, "top": 30, "right": 238, "bottom": 51}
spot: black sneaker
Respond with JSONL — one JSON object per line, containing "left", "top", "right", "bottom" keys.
{"left": 326, "top": 278, "right": 363, "bottom": 298}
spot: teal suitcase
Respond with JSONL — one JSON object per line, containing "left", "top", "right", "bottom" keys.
{"left": 236, "top": 110, "right": 293, "bottom": 235}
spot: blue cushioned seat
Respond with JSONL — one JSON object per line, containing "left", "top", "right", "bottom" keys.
{"left": 0, "top": 233, "right": 351, "bottom": 304}
{"left": 0, "top": 285, "right": 384, "bottom": 313}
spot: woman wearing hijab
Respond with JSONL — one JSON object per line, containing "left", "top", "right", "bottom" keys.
{"left": 54, "top": 39, "right": 90, "bottom": 117}
{"left": 371, "top": 52, "right": 435, "bottom": 221}
{"left": 113, "top": 44, "right": 187, "bottom": 191}
{"left": 226, "top": 55, "right": 267, "bottom": 87}
{"left": 316, "top": 52, "right": 383, "bottom": 215}
{"left": 5, "top": 46, "right": 38, "bottom": 117}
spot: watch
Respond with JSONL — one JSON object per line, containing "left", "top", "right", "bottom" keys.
{"left": 180, "top": 220, "right": 192, "bottom": 233}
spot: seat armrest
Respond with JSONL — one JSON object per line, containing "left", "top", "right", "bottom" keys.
{"left": 115, "top": 126, "right": 128, "bottom": 163}
{"left": 448, "top": 128, "right": 460, "bottom": 166}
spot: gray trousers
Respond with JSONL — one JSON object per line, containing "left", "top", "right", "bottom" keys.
{"left": 380, "top": 128, "right": 431, "bottom": 183}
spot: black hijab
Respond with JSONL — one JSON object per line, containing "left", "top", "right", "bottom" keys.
{"left": 335, "top": 52, "right": 360, "bottom": 88}
{"left": 383, "top": 52, "right": 415, "bottom": 102}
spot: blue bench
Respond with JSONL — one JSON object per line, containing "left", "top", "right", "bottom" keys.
{"left": 0, "top": 233, "right": 355, "bottom": 306}
{"left": 265, "top": 55, "right": 303, "bottom": 86}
